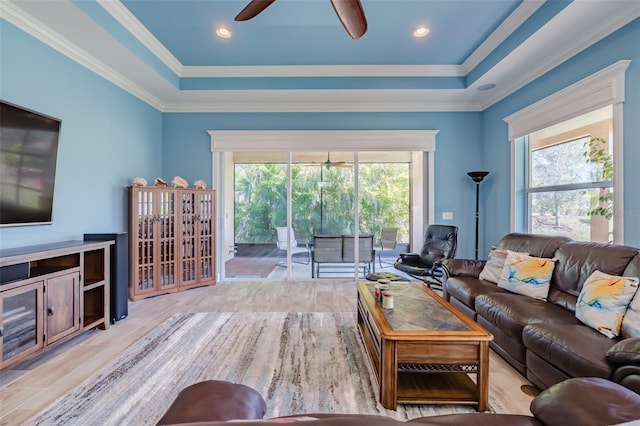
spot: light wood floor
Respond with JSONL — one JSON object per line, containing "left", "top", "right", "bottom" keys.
{"left": 0, "top": 280, "right": 535, "bottom": 425}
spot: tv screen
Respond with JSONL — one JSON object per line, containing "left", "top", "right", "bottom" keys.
{"left": 0, "top": 101, "right": 61, "bottom": 227}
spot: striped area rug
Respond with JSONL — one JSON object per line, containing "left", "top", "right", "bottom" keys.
{"left": 27, "top": 312, "right": 501, "bottom": 425}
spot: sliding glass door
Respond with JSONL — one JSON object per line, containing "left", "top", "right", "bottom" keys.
{"left": 222, "top": 151, "right": 414, "bottom": 280}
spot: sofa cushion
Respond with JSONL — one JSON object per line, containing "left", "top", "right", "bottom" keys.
{"left": 548, "top": 241, "right": 639, "bottom": 309}
{"left": 444, "top": 277, "right": 508, "bottom": 310}
{"left": 575, "top": 270, "right": 639, "bottom": 338}
{"left": 497, "top": 251, "right": 556, "bottom": 301}
{"left": 606, "top": 337, "right": 640, "bottom": 365}
{"left": 522, "top": 323, "right": 616, "bottom": 379}
{"left": 530, "top": 377, "right": 640, "bottom": 426}
{"left": 475, "top": 293, "right": 580, "bottom": 339}
{"left": 496, "top": 233, "right": 571, "bottom": 258}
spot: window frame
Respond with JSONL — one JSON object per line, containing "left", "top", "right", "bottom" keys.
{"left": 208, "top": 130, "right": 437, "bottom": 280}
{"left": 524, "top": 135, "right": 614, "bottom": 240}
{"left": 504, "top": 61, "right": 629, "bottom": 244}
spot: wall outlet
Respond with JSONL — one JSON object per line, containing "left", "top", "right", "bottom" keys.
{"left": 442, "top": 211, "right": 453, "bottom": 220}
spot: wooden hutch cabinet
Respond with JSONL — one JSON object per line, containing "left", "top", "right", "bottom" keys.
{"left": 0, "top": 240, "right": 111, "bottom": 370}
{"left": 129, "top": 186, "right": 216, "bottom": 301}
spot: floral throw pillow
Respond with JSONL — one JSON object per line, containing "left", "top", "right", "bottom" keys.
{"left": 497, "top": 251, "right": 556, "bottom": 301}
{"left": 576, "top": 270, "right": 639, "bottom": 339}
{"left": 479, "top": 248, "right": 508, "bottom": 284}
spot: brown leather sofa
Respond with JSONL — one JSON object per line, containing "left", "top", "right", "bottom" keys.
{"left": 156, "top": 377, "right": 640, "bottom": 425}
{"left": 442, "top": 233, "right": 640, "bottom": 394}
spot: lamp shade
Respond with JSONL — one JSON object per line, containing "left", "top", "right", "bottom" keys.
{"left": 467, "top": 171, "right": 489, "bottom": 182}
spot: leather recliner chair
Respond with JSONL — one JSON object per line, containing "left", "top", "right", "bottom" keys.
{"left": 394, "top": 224, "right": 458, "bottom": 288}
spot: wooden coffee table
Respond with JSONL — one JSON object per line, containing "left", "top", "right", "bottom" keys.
{"left": 356, "top": 281, "right": 493, "bottom": 411}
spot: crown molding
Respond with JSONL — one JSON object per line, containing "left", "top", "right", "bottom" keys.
{"left": 1, "top": 0, "right": 165, "bottom": 110}
{"left": 97, "top": 0, "right": 183, "bottom": 76}
{"left": 208, "top": 130, "right": 440, "bottom": 152}
{"left": 476, "top": 0, "right": 640, "bottom": 110}
{"left": 5, "top": 0, "right": 637, "bottom": 114}
{"left": 163, "top": 89, "right": 482, "bottom": 113}
{"left": 181, "top": 64, "right": 465, "bottom": 78}
{"left": 100, "top": 0, "right": 465, "bottom": 79}
{"left": 462, "top": 0, "right": 545, "bottom": 74}
{"left": 503, "top": 60, "right": 629, "bottom": 140}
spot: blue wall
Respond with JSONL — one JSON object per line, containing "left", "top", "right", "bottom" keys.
{"left": 481, "top": 18, "right": 640, "bottom": 250}
{"left": 1, "top": 17, "right": 638, "bottom": 257}
{"left": 0, "top": 21, "right": 163, "bottom": 249}
{"left": 162, "top": 112, "right": 484, "bottom": 258}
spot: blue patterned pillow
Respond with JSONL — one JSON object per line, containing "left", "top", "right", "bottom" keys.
{"left": 497, "top": 251, "right": 556, "bottom": 301}
{"left": 576, "top": 270, "right": 639, "bottom": 339}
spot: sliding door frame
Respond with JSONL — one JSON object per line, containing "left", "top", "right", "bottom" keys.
{"left": 209, "top": 130, "right": 438, "bottom": 280}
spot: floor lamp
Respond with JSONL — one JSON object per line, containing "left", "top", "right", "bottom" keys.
{"left": 467, "top": 171, "right": 489, "bottom": 260}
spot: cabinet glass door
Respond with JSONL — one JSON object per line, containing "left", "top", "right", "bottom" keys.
{"left": 134, "top": 189, "right": 156, "bottom": 294}
{"left": 157, "top": 189, "right": 177, "bottom": 290}
{"left": 179, "top": 190, "right": 215, "bottom": 287}
{"left": 180, "top": 191, "right": 198, "bottom": 284}
{"left": 197, "top": 191, "right": 215, "bottom": 281}
{"left": 1, "top": 281, "right": 44, "bottom": 366}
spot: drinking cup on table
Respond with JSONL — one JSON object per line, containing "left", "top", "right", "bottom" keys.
{"left": 382, "top": 291, "right": 394, "bottom": 309}
{"left": 374, "top": 284, "right": 382, "bottom": 302}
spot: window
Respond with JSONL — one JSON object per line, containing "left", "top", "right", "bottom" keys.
{"left": 228, "top": 151, "right": 412, "bottom": 279}
{"left": 504, "top": 61, "right": 628, "bottom": 244}
{"left": 210, "top": 129, "right": 437, "bottom": 280}
{"left": 525, "top": 107, "right": 614, "bottom": 242}
{"left": 527, "top": 137, "right": 613, "bottom": 242}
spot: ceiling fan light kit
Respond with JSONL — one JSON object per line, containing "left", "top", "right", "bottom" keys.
{"left": 235, "top": 0, "right": 368, "bottom": 39}
{"left": 215, "top": 27, "right": 232, "bottom": 39}
{"left": 305, "top": 152, "right": 352, "bottom": 168}
{"left": 413, "top": 26, "right": 429, "bottom": 37}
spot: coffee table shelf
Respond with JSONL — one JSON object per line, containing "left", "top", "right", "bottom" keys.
{"left": 356, "top": 281, "right": 493, "bottom": 411}
{"left": 397, "top": 372, "right": 479, "bottom": 405}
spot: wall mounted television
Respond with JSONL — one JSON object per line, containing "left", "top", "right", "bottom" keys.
{"left": 0, "top": 101, "right": 61, "bottom": 227}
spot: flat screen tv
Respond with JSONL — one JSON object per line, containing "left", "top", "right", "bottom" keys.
{"left": 0, "top": 101, "right": 61, "bottom": 227}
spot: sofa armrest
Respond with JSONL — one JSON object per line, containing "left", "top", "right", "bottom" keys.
{"left": 442, "top": 259, "right": 486, "bottom": 278}
{"left": 606, "top": 337, "right": 640, "bottom": 365}
{"left": 156, "top": 380, "right": 266, "bottom": 425}
{"left": 530, "top": 377, "right": 640, "bottom": 426}
{"left": 397, "top": 253, "right": 422, "bottom": 266}
{"left": 606, "top": 338, "right": 640, "bottom": 394}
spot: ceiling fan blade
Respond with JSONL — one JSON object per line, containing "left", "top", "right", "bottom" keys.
{"left": 235, "top": 0, "right": 276, "bottom": 21}
{"left": 333, "top": 162, "right": 351, "bottom": 168}
{"left": 330, "top": 0, "right": 367, "bottom": 39}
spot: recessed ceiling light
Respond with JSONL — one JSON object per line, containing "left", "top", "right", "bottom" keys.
{"left": 215, "top": 26, "right": 232, "bottom": 39}
{"left": 477, "top": 83, "right": 496, "bottom": 91}
{"left": 413, "top": 26, "right": 429, "bottom": 38}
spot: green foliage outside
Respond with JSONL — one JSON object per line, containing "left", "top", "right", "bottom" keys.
{"left": 582, "top": 137, "right": 613, "bottom": 220}
{"left": 529, "top": 136, "right": 613, "bottom": 242}
{"left": 530, "top": 137, "right": 591, "bottom": 221}
{"left": 234, "top": 163, "right": 410, "bottom": 244}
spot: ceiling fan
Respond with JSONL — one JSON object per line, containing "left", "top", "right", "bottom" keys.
{"left": 308, "top": 152, "right": 352, "bottom": 168}
{"left": 234, "top": 0, "right": 368, "bottom": 39}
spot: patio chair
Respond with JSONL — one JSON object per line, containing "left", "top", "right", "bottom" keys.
{"left": 373, "top": 227, "right": 398, "bottom": 268}
{"left": 275, "top": 227, "right": 311, "bottom": 265}
{"left": 394, "top": 224, "right": 458, "bottom": 288}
